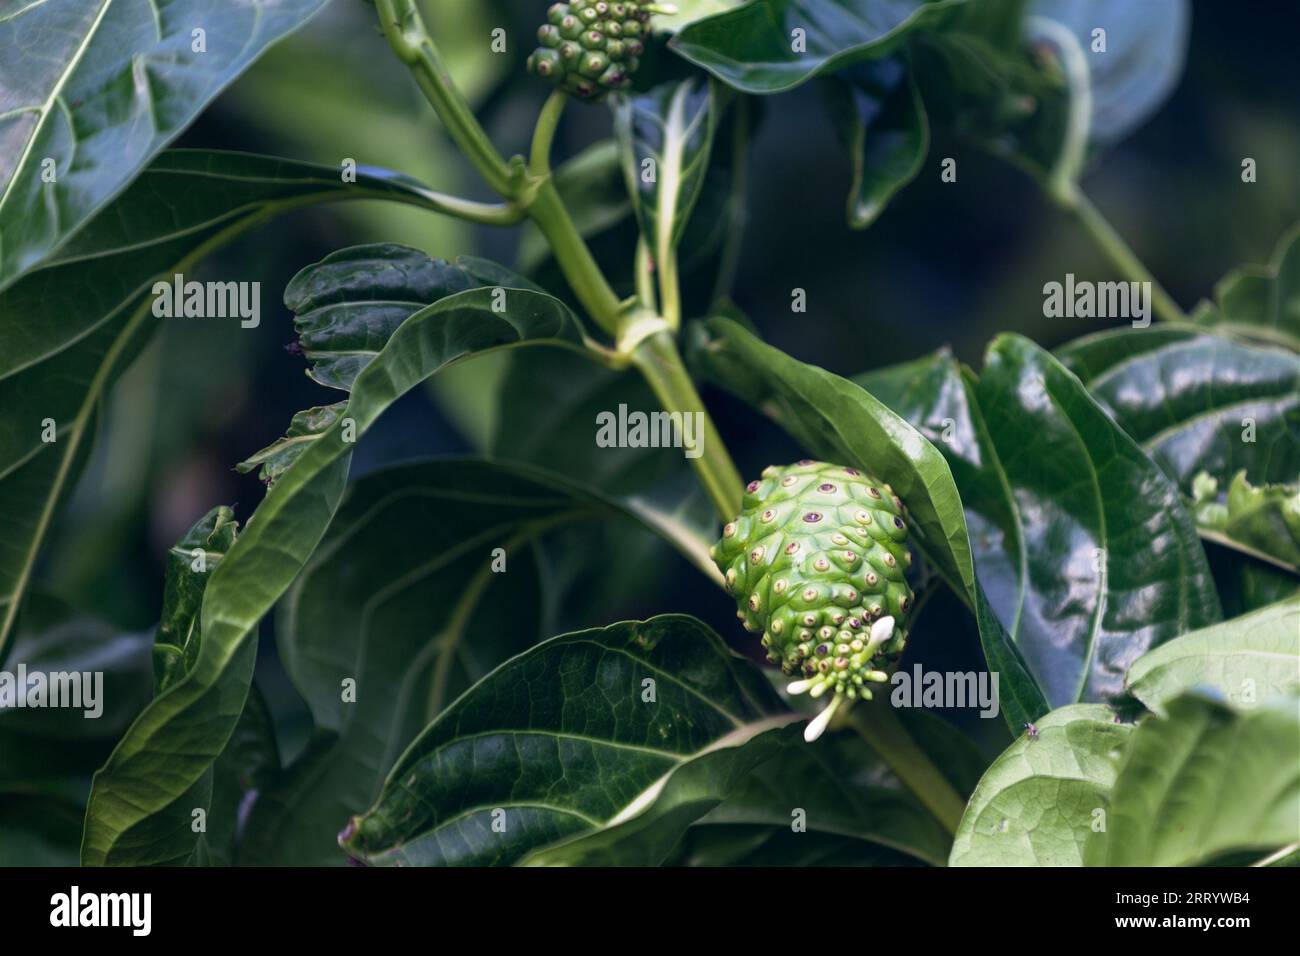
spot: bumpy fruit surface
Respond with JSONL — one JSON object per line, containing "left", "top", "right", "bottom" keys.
{"left": 527, "top": 1, "right": 666, "bottom": 100}
{"left": 710, "top": 461, "right": 916, "bottom": 739}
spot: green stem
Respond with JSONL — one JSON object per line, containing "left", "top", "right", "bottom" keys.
{"left": 415, "top": 192, "right": 526, "bottom": 226}
{"left": 631, "top": 331, "right": 743, "bottom": 521}
{"left": 635, "top": 238, "right": 657, "bottom": 312}
{"left": 1061, "top": 191, "right": 1189, "bottom": 324}
{"left": 846, "top": 701, "right": 966, "bottom": 837}
{"left": 375, "top": 0, "right": 515, "bottom": 197}
{"left": 529, "top": 89, "right": 568, "bottom": 179}
{"left": 529, "top": 180, "right": 625, "bottom": 335}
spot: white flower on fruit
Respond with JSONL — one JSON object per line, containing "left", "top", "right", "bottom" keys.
{"left": 788, "top": 615, "right": 896, "bottom": 742}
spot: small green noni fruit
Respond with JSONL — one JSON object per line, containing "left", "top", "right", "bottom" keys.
{"left": 527, "top": 1, "right": 673, "bottom": 100}
{"left": 710, "top": 460, "right": 916, "bottom": 741}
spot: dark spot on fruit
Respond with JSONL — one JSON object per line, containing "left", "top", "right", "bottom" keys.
{"left": 818, "top": 483, "right": 836, "bottom": 493}
{"left": 803, "top": 512, "right": 822, "bottom": 523}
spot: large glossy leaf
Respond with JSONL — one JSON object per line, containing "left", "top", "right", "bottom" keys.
{"left": 820, "top": 59, "right": 928, "bottom": 230}
{"left": 856, "top": 349, "right": 1044, "bottom": 730}
{"left": 614, "top": 78, "right": 721, "bottom": 285}
{"left": 0, "top": 0, "right": 328, "bottom": 290}
{"left": 950, "top": 703, "right": 1129, "bottom": 866}
{"left": 240, "top": 458, "right": 721, "bottom": 866}
{"left": 341, "top": 615, "right": 795, "bottom": 866}
{"left": 1125, "top": 597, "right": 1300, "bottom": 715}
{"left": 1085, "top": 693, "right": 1300, "bottom": 866}
{"left": 669, "top": 0, "right": 966, "bottom": 94}
{"left": 696, "top": 320, "right": 1050, "bottom": 729}
{"left": 860, "top": 340, "right": 1222, "bottom": 714}
{"left": 282, "top": 243, "right": 562, "bottom": 392}
{"left": 0, "top": 151, "right": 464, "bottom": 662}
{"left": 1057, "top": 327, "right": 1300, "bottom": 493}
{"left": 971, "top": 335, "right": 1220, "bottom": 706}
{"left": 81, "top": 281, "right": 590, "bottom": 865}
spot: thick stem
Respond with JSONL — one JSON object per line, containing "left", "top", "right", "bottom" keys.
{"left": 1062, "top": 191, "right": 1189, "bottom": 324}
{"left": 631, "top": 331, "right": 744, "bottom": 521}
{"left": 529, "top": 180, "right": 625, "bottom": 335}
{"left": 375, "top": 0, "right": 515, "bottom": 197}
{"left": 847, "top": 701, "right": 966, "bottom": 837}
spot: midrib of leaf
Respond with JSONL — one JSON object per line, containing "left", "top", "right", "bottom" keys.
{"left": 0, "top": 0, "right": 111, "bottom": 225}
{"left": 1043, "top": 376, "right": 1111, "bottom": 703}
{"left": 1142, "top": 396, "right": 1296, "bottom": 458}
{"left": 603, "top": 714, "right": 800, "bottom": 827}
{"left": 656, "top": 82, "right": 700, "bottom": 265}
{"left": 959, "top": 366, "right": 1029, "bottom": 640}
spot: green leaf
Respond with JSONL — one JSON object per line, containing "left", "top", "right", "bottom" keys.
{"left": 614, "top": 78, "right": 722, "bottom": 277}
{"left": 950, "top": 704, "right": 1129, "bottom": 866}
{"left": 1057, "top": 327, "right": 1300, "bottom": 493}
{"left": 283, "top": 243, "right": 554, "bottom": 392}
{"left": 674, "top": 711, "right": 982, "bottom": 866}
{"left": 1126, "top": 597, "right": 1300, "bottom": 715}
{"left": 234, "top": 405, "right": 345, "bottom": 488}
{"left": 970, "top": 335, "right": 1221, "bottom": 706}
{"left": 153, "top": 505, "right": 238, "bottom": 692}
{"left": 81, "top": 278, "right": 589, "bottom": 865}
{"left": 240, "top": 458, "right": 720, "bottom": 866}
{"left": 340, "top": 615, "right": 793, "bottom": 866}
{"left": 0, "top": 0, "right": 328, "bottom": 290}
{"left": 669, "top": 0, "right": 966, "bottom": 94}
{"left": 1191, "top": 470, "right": 1300, "bottom": 572}
{"left": 1085, "top": 692, "right": 1300, "bottom": 866}
{"left": 1197, "top": 222, "right": 1300, "bottom": 351}
{"left": 0, "top": 150, "right": 462, "bottom": 662}
{"left": 820, "top": 59, "right": 929, "bottom": 229}
{"left": 855, "top": 349, "right": 1045, "bottom": 730}
{"left": 861, "top": 341, "right": 1223, "bottom": 714}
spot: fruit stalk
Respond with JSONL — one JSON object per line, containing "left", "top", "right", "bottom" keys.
{"left": 375, "top": 0, "right": 515, "bottom": 197}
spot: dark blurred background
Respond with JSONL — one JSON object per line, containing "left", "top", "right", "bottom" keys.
{"left": 37, "top": 0, "right": 1299, "bottom": 756}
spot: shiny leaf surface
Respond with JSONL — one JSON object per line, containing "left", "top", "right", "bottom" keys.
{"left": 0, "top": 0, "right": 328, "bottom": 289}
{"left": 341, "top": 615, "right": 792, "bottom": 866}
{"left": 950, "top": 703, "right": 1128, "bottom": 865}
